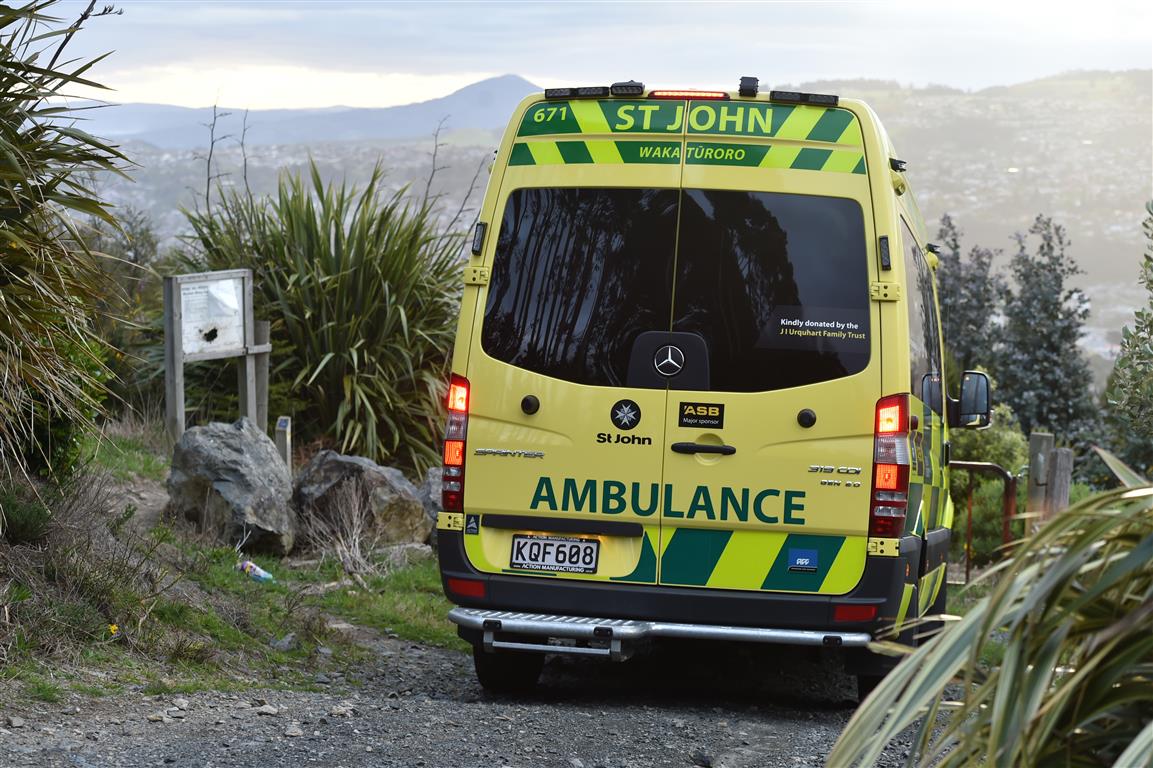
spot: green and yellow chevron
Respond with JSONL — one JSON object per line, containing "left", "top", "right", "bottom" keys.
{"left": 508, "top": 139, "right": 865, "bottom": 174}
{"left": 657, "top": 527, "right": 866, "bottom": 594}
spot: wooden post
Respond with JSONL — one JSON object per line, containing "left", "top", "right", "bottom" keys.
{"left": 237, "top": 277, "right": 258, "bottom": 425}
{"left": 1027, "top": 432, "right": 1055, "bottom": 520}
{"left": 254, "top": 321, "right": 270, "bottom": 433}
{"left": 1044, "top": 448, "right": 1074, "bottom": 521}
{"left": 274, "top": 416, "right": 292, "bottom": 476}
{"left": 163, "top": 276, "right": 185, "bottom": 444}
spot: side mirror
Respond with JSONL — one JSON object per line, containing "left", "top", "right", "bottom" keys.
{"left": 957, "top": 370, "right": 991, "bottom": 429}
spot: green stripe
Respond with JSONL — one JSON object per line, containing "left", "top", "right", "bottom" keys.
{"left": 557, "top": 140, "right": 593, "bottom": 164}
{"left": 660, "top": 528, "right": 732, "bottom": 586}
{"left": 684, "top": 141, "right": 768, "bottom": 167}
{"left": 761, "top": 534, "right": 845, "bottom": 592}
{"left": 806, "top": 109, "right": 854, "bottom": 143}
{"left": 790, "top": 147, "right": 832, "bottom": 171}
{"left": 508, "top": 143, "right": 535, "bottom": 166}
{"left": 852, "top": 157, "right": 866, "bottom": 175}
{"left": 615, "top": 140, "right": 682, "bottom": 164}
{"left": 611, "top": 530, "right": 657, "bottom": 583}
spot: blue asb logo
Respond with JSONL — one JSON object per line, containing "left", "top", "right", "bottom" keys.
{"left": 787, "top": 548, "right": 818, "bottom": 572}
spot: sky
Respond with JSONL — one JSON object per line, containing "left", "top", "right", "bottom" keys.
{"left": 55, "top": 0, "right": 1153, "bottom": 109}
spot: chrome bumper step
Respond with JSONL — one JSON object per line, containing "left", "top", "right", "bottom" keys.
{"left": 449, "top": 607, "right": 872, "bottom": 660}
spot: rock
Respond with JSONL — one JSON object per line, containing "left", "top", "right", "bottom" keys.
{"left": 172, "top": 698, "right": 190, "bottom": 711}
{"left": 270, "top": 632, "right": 298, "bottom": 652}
{"left": 293, "top": 450, "right": 431, "bottom": 545}
{"left": 6, "top": 716, "right": 25, "bottom": 728}
{"left": 376, "top": 542, "right": 434, "bottom": 568}
{"left": 416, "top": 467, "right": 443, "bottom": 547}
{"left": 254, "top": 704, "right": 279, "bottom": 716}
{"left": 147, "top": 712, "right": 173, "bottom": 724}
{"left": 167, "top": 419, "right": 295, "bottom": 554}
{"left": 284, "top": 723, "right": 304, "bottom": 737}
{"left": 690, "top": 749, "right": 714, "bottom": 767}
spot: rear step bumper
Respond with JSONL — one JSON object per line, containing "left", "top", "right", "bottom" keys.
{"left": 450, "top": 607, "right": 872, "bottom": 660}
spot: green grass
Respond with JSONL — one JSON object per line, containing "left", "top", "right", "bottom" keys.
{"left": 85, "top": 434, "right": 169, "bottom": 481}
{"left": 319, "top": 559, "right": 464, "bottom": 650}
{"left": 23, "top": 673, "right": 64, "bottom": 702}
{"left": 946, "top": 578, "right": 992, "bottom": 616}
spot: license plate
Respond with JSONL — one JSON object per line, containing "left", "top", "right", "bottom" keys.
{"left": 510, "top": 534, "right": 599, "bottom": 574}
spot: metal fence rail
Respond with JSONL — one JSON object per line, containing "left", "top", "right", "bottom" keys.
{"left": 948, "top": 461, "right": 1017, "bottom": 583}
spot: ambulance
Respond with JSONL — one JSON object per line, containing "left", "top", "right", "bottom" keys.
{"left": 435, "top": 77, "right": 992, "bottom": 699}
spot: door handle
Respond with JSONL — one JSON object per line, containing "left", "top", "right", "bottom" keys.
{"left": 671, "top": 442, "right": 736, "bottom": 456}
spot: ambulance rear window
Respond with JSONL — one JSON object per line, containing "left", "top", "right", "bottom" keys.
{"left": 481, "top": 187, "right": 678, "bottom": 387}
{"left": 674, "top": 190, "right": 870, "bottom": 392}
{"left": 482, "top": 187, "right": 869, "bottom": 392}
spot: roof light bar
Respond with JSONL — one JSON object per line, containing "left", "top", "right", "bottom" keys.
{"left": 649, "top": 89, "right": 730, "bottom": 100}
{"left": 769, "top": 90, "right": 839, "bottom": 107}
{"left": 544, "top": 86, "right": 611, "bottom": 99}
{"left": 610, "top": 80, "right": 645, "bottom": 96}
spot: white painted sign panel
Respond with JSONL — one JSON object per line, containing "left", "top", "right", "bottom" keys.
{"left": 180, "top": 277, "right": 245, "bottom": 356}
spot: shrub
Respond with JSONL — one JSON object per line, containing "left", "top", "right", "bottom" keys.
{"left": 183, "top": 162, "right": 463, "bottom": 473}
{"left": 0, "top": 482, "right": 52, "bottom": 545}
{"left": 0, "top": 2, "right": 127, "bottom": 474}
{"left": 830, "top": 453, "right": 1153, "bottom": 767}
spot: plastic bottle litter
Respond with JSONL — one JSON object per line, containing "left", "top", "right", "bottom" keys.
{"left": 237, "top": 560, "right": 275, "bottom": 583}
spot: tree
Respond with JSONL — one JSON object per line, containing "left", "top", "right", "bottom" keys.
{"left": 0, "top": 1, "right": 127, "bottom": 474}
{"left": 1104, "top": 201, "right": 1153, "bottom": 475}
{"left": 993, "top": 215, "right": 1095, "bottom": 440}
{"left": 936, "top": 214, "right": 1002, "bottom": 373}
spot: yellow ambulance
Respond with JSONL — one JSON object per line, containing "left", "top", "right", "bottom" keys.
{"left": 435, "top": 77, "right": 992, "bottom": 699}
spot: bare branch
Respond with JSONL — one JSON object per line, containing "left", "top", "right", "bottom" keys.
{"left": 422, "top": 116, "right": 450, "bottom": 207}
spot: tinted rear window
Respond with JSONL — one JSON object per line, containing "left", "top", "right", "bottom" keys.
{"left": 482, "top": 187, "right": 869, "bottom": 392}
{"left": 674, "top": 190, "right": 870, "bottom": 392}
{"left": 481, "top": 187, "right": 678, "bottom": 387}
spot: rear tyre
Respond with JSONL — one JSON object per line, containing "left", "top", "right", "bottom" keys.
{"left": 472, "top": 645, "right": 544, "bottom": 694}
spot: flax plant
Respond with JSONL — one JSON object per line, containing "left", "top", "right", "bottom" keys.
{"left": 0, "top": 1, "right": 127, "bottom": 476}
{"left": 184, "top": 162, "right": 462, "bottom": 473}
{"left": 829, "top": 448, "right": 1153, "bottom": 767}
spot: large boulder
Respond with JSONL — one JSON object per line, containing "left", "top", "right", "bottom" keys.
{"left": 416, "top": 466, "right": 443, "bottom": 548}
{"left": 167, "top": 418, "right": 295, "bottom": 554}
{"left": 293, "top": 451, "right": 432, "bottom": 545}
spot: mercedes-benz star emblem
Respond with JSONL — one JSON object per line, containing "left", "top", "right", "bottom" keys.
{"left": 653, "top": 345, "right": 685, "bottom": 377}
{"left": 610, "top": 399, "right": 641, "bottom": 430}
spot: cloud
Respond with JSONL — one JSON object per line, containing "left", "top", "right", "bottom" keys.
{"left": 71, "top": 64, "right": 498, "bottom": 109}
{"left": 58, "top": 0, "right": 1153, "bottom": 108}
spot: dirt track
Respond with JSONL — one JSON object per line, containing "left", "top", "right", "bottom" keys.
{"left": 0, "top": 630, "right": 925, "bottom": 768}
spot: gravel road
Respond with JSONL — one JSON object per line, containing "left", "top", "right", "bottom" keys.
{"left": 0, "top": 633, "right": 917, "bottom": 768}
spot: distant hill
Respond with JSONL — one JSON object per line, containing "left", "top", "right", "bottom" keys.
{"left": 81, "top": 74, "right": 540, "bottom": 148}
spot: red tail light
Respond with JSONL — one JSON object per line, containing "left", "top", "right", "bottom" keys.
{"left": 649, "top": 89, "right": 729, "bottom": 100}
{"left": 446, "top": 577, "right": 485, "bottom": 599}
{"left": 833, "top": 603, "right": 878, "bottom": 623}
{"left": 870, "top": 394, "right": 911, "bottom": 538}
{"left": 442, "top": 374, "right": 469, "bottom": 512}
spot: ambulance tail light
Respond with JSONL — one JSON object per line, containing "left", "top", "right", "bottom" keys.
{"left": 833, "top": 603, "right": 878, "bottom": 623}
{"left": 446, "top": 577, "right": 485, "bottom": 599}
{"left": 870, "top": 394, "right": 911, "bottom": 538}
{"left": 442, "top": 374, "right": 469, "bottom": 513}
{"left": 649, "top": 89, "right": 730, "bottom": 100}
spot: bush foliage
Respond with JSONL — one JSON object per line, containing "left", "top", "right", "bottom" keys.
{"left": 831, "top": 457, "right": 1153, "bottom": 767}
{"left": 0, "top": 2, "right": 126, "bottom": 476}
{"left": 183, "top": 162, "right": 462, "bottom": 473}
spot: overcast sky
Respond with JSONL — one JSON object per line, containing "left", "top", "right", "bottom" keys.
{"left": 57, "top": 0, "right": 1153, "bottom": 109}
